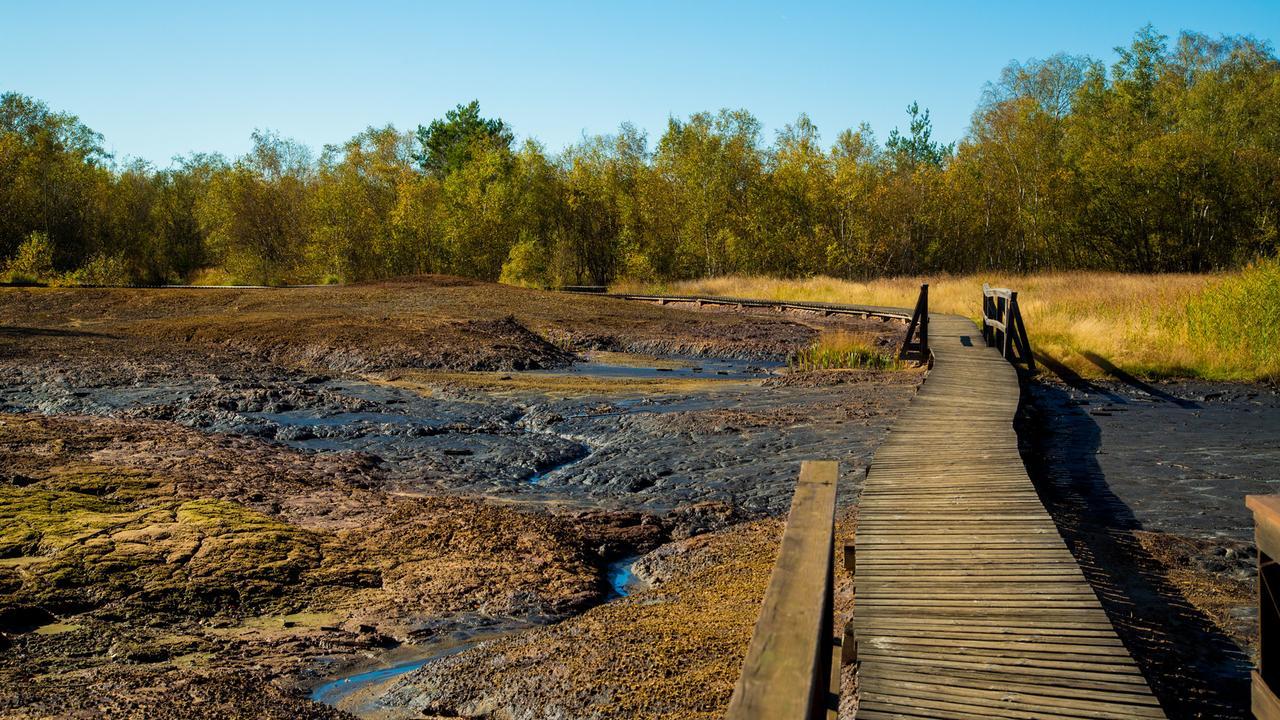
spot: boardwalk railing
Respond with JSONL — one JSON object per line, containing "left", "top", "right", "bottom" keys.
{"left": 898, "top": 283, "right": 929, "bottom": 361}
{"left": 726, "top": 460, "right": 840, "bottom": 720}
{"left": 981, "top": 283, "right": 1035, "bottom": 370}
{"left": 1247, "top": 495, "right": 1280, "bottom": 719}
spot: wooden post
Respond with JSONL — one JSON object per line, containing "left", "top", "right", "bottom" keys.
{"left": 918, "top": 284, "right": 929, "bottom": 354}
{"left": 841, "top": 620, "right": 858, "bottom": 666}
{"left": 1248, "top": 496, "right": 1280, "bottom": 720}
{"left": 899, "top": 284, "right": 930, "bottom": 360}
{"left": 726, "top": 461, "right": 839, "bottom": 720}
{"left": 981, "top": 291, "right": 991, "bottom": 345}
{"left": 1011, "top": 294, "right": 1035, "bottom": 371}
{"left": 994, "top": 295, "right": 1005, "bottom": 350}
{"left": 1003, "top": 291, "right": 1017, "bottom": 359}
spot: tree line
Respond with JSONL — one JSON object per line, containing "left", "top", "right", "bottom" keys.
{"left": 2, "top": 26, "right": 1277, "bottom": 287}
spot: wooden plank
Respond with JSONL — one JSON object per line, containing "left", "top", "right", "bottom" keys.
{"left": 618, "top": 295, "right": 1163, "bottom": 718}
{"left": 726, "top": 460, "right": 838, "bottom": 720}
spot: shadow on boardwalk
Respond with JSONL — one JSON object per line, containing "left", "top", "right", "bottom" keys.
{"left": 1018, "top": 371, "right": 1251, "bottom": 720}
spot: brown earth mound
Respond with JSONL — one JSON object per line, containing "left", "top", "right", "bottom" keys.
{"left": 0, "top": 276, "right": 882, "bottom": 374}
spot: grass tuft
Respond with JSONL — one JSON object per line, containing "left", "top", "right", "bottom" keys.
{"left": 790, "top": 331, "right": 901, "bottom": 371}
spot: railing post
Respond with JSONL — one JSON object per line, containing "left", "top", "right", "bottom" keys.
{"left": 898, "top": 284, "right": 929, "bottom": 360}
{"left": 982, "top": 285, "right": 1034, "bottom": 371}
{"left": 919, "top": 284, "right": 929, "bottom": 355}
{"left": 1248, "top": 496, "right": 1280, "bottom": 718}
{"left": 981, "top": 293, "right": 990, "bottom": 345}
{"left": 1012, "top": 294, "right": 1035, "bottom": 372}
{"left": 1003, "top": 291, "right": 1017, "bottom": 359}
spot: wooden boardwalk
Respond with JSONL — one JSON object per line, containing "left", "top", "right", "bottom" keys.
{"left": 853, "top": 313, "right": 1166, "bottom": 720}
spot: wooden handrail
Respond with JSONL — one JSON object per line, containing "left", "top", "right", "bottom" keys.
{"left": 981, "top": 283, "right": 1035, "bottom": 371}
{"left": 726, "top": 460, "right": 839, "bottom": 720}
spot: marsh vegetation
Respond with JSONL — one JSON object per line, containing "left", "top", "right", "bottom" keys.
{"left": 621, "top": 262, "right": 1280, "bottom": 382}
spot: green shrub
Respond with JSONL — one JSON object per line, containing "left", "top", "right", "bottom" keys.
{"left": 4, "top": 232, "right": 56, "bottom": 285}
{"left": 499, "top": 237, "right": 549, "bottom": 288}
{"left": 65, "top": 252, "right": 132, "bottom": 287}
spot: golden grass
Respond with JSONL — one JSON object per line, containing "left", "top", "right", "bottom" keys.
{"left": 791, "top": 330, "right": 902, "bottom": 371}
{"left": 615, "top": 269, "right": 1279, "bottom": 382}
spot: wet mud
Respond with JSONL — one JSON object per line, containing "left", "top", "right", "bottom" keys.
{"left": 0, "top": 354, "right": 914, "bottom": 515}
{"left": 1023, "top": 375, "right": 1280, "bottom": 719}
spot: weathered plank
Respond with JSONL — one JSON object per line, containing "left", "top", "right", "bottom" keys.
{"left": 726, "top": 460, "right": 838, "bottom": 720}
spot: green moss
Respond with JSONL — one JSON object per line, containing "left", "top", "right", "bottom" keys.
{"left": 2, "top": 490, "right": 329, "bottom": 617}
{"left": 38, "top": 467, "right": 170, "bottom": 503}
{"left": 0, "top": 487, "right": 133, "bottom": 557}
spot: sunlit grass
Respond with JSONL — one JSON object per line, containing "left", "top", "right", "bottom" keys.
{"left": 615, "top": 267, "right": 1279, "bottom": 383}
{"left": 790, "top": 330, "right": 902, "bottom": 371}
{"left": 1185, "top": 259, "right": 1280, "bottom": 382}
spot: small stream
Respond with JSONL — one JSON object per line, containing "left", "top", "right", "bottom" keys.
{"left": 606, "top": 554, "right": 641, "bottom": 598}
{"left": 526, "top": 443, "right": 592, "bottom": 484}
{"left": 311, "top": 555, "right": 644, "bottom": 710}
{"left": 309, "top": 641, "right": 479, "bottom": 706}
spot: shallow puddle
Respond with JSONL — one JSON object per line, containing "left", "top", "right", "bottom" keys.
{"left": 308, "top": 624, "right": 530, "bottom": 712}
{"left": 606, "top": 554, "right": 642, "bottom": 598}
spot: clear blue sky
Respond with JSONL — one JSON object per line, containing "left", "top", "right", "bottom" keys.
{"left": 5, "top": 0, "right": 1278, "bottom": 167}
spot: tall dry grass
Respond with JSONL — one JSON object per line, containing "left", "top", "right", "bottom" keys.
{"left": 615, "top": 268, "right": 1279, "bottom": 383}
{"left": 789, "top": 330, "right": 902, "bottom": 371}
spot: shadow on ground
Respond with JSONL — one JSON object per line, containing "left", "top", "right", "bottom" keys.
{"left": 1019, "top": 370, "right": 1251, "bottom": 719}
{"left": 0, "top": 326, "right": 118, "bottom": 339}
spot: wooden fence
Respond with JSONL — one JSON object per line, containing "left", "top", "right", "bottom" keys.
{"left": 560, "top": 285, "right": 929, "bottom": 361}
{"left": 981, "top": 283, "right": 1035, "bottom": 370}
{"left": 1248, "top": 495, "right": 1280, "bottom": 719}
{"left": 725, "top": 460, "right": 841, "bottom": 720}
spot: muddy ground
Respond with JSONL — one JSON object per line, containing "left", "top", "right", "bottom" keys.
{"left": 1023, "top": 374, "right": 1280, "bottom": 719}
{"left": 366, "top": 374, "right": 1279, "bottom": 720}
{"left": 0, "top": 277, "right": 842, "bottom": 373}
{"left": 0, "top": 277, "right": 916, "bottom": 718}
